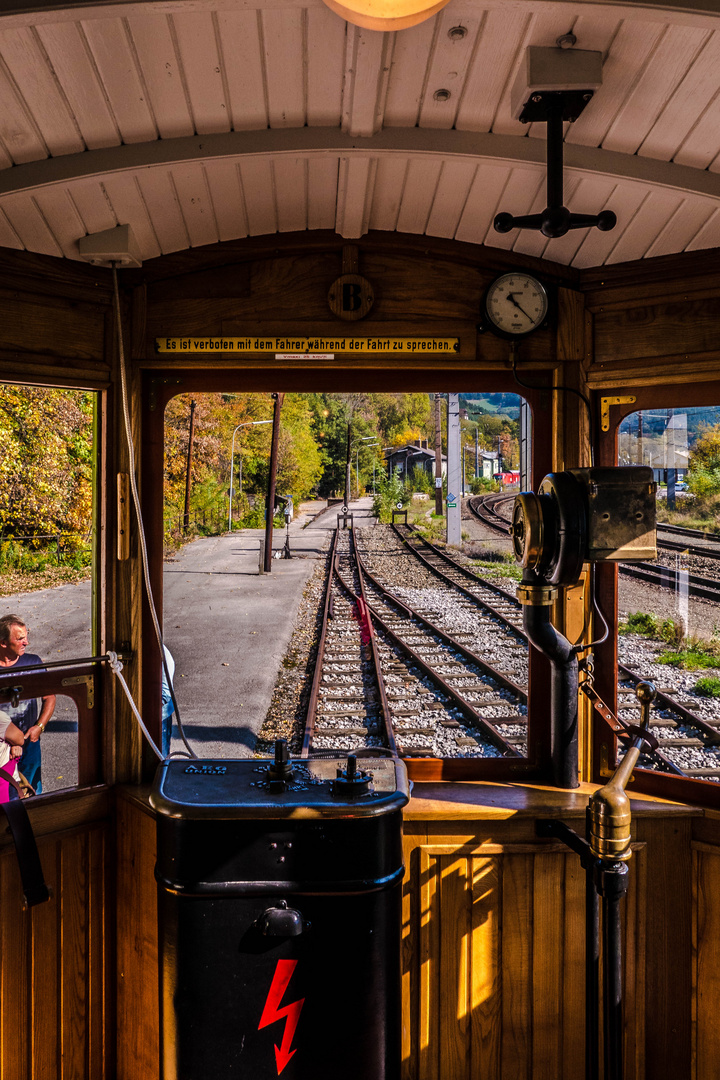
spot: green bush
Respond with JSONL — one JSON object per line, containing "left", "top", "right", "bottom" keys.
{"left": 469, "top": 476, "right": 498, "bottom": 494}
{"left": 407, "top": 465, "right": 433, "bottom": 495}
{"left": 620, "top": 612, "right": 659, "bottom": 637}
{"left": 687, "top": 467, "right": 720, "bottom": 498}
{"left": 373, "top": 467, "right": 409, "bottom": 523}
{"left": 695, "top": 676, "right": 720, "bottom": 698}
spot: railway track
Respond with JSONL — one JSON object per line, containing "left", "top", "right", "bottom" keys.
{"left": 618, "top": 562, "right": 720, "bottom": 603}
{"left": 467, "top": 493, "right": 515, "bottom": 535}
{"left": 366, "top": 522, "right": 720, "bottom": 780}
{"left": 302, "top": 527, "right": 527, "bottom": 760}
{"left": 469, "top": 494, "right": 720, "bottom": 595}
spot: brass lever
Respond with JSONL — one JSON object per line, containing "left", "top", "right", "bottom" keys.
{"left": 589, "top": 681, "right": 656, "bottom": 861}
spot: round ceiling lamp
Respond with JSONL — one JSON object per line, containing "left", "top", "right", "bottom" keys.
{"left": 322, "top": 0, "right": 450, "bottom": 31}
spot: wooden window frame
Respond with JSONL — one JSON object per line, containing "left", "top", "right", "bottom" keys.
{"left": 140, "top": 366, "right": 558, "bottom": 783}
{"left": 594, "top": 379, "right": 720, "bottom": 808}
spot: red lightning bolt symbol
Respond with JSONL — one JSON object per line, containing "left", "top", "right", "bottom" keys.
{"left": 258, "top": 959, "right": 305, "bottom": 1074}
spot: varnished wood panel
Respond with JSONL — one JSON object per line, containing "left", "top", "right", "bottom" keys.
{"left": 0, "top": 294, "right": 105, "bottom": 362}
{"left": 406, "top": 841, "right": 648, "bottom": 1080}
{"left": 0, "top": 817, "right": 109, "bottom": 1080}
{"left": 693, "top": 841, "right": 720, "bottom": 1080}
{"left": 116, "top": 793, "right": 158, "bottom": 1080}
{"left": 593, "top": 296, "right": 720, "bottom": 365}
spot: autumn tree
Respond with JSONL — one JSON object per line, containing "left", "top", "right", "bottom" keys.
{"left": 0, "top": 385, "right": 94, "bottom": 541}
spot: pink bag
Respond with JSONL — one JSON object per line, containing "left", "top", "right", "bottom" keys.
{"left": 0, "top": 758, "right": 22, "bottom": 802}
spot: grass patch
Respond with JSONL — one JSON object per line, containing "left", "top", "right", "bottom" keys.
{"left": 695, "top": 676, "right": 720, "bottom": 698}
{"left": 471, "top": 559, "right": 522, "bottom": 581}
{"left": 657, "top": 647, "right": 720, "bottom": 671}
{"left": 619, "top": 611, "right": 683, "bottom": 645}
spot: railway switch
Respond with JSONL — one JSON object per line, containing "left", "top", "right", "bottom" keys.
{"left": 151, "top": 749, "right": 409, "bottom": 1080}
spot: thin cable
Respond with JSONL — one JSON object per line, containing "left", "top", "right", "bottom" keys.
{"left": 510, "top": 343, "right": 595, "bottom": 467}
{"left": 111, "top": 265, "right": 197, "bottom": 759}
{"left": 106, "top": 652, "right": 163, "bottom": 760}
{"left": 572, "top": 565, "right": 610, "bottom": 656}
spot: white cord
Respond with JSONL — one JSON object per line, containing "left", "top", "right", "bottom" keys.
{"left": 106, "top": 651, "right": 163, "bottom": 760}
{"left": 110, "top": 266, "right": 196, "bottom": 760}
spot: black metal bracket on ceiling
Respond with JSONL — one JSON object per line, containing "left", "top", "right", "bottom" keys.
{"left": 494, "top": 90, "right": 617, "bottom": 240}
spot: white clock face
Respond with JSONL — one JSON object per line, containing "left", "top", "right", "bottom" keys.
{"left": 485, "top": 273, "right": 549, "bottom": 337}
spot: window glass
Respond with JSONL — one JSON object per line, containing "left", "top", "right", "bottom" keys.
{"left": 618, "top": 407, "right": 720, "bottom": 782}
{"left": 0, "top": 384, "right": 96, "bottom": 794}
{"left": 162, "top": 390, "right": 532, "bottom": 765}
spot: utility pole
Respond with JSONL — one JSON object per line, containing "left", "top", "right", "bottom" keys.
{"left": 434, "top": 393, "right": 443, "bottom": 516}
{"left": 345, "top": 422, "right": 352, "bottom": 508}
{"left": 475, "top": 426, "right": 479, "bottom": 480}
{"left": 263, "top": 393, "right": 285, "bottom": 572}
{"left": 447, "top": 394, "right": 461, "bottom": 546}
{"left": 183, "top": 399, "right": 196, "bottom": 533}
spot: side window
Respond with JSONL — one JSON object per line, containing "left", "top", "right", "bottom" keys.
{"left": 0, "top": 384, "right": 99, "bottom": 795}
{"left": 617, "top": 406, "right": 720, "bottom": 787}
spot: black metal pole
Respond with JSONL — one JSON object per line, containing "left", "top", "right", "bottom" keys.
{"left": 522, "top": 592, "right": 579, "bottom": 788}
{"left": 598, "top": 861, "right": 629, "bottom": 1080}
{"left": 586, "top": 811, "right": 600, "bottom": 1080}
{"left": 546, "top": 98, "right": 565, "bottom": 211}
{"left": 263, "top": 393, "right": 284, "bottom": 573}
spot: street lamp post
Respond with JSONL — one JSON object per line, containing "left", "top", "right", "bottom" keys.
{"left": 228, "top": 419, "right": 273, "bottom": 531}
{"left": 354, "top": 436, "right": 379, "bottom": 499}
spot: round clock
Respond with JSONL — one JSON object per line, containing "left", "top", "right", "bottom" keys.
{"left": 482, "top": 272, "right": 549, "bottom": 338}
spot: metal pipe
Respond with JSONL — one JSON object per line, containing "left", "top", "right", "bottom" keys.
{"left": 598, "top": 861, "right": 629, "bottom": 1080}
{"left": 521, "top": 576, "right": 578, "bottom": 788}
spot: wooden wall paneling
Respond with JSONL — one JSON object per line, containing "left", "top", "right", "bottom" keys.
{"left": 593, "top": 295, "right": 720, "bottom": 365}
{"left": 418, "top": 848, "right": 440, "bottom": 1080}
{"left": 0, "top": 819, "right": 109, "bottom": 1080}
{"left": 115, "top": 794, "right": 159, "bottom": 1080}
{"left": 500, "top": 853, "right": 532, "bottom": 1077}
{"left": 88, "top": 825, "right": 109, "bottom": 1079}
{"left": 1, "top": 842, "right": 31, "bottom": 1078}
{"left": 635, "top": 817, "right": 693, "bottom": 1079}
{"left": 402, "top": 826, "right": 427, "bottom": 1080}
{"left": 0, "top": 293, "right": 105, "bottom": 362}
{"left": 532, "top": 852, "right": 564, "bottom": 1078}
{"left": 61, "top": 831, "right": 89, "bottom": 1079}
{"left": 470, "top": 855, "right": 501, "bottom": 1079}
{"left": 31, "top": 839, "right": 60, "bottom": 1079}
{"left": 622, "top": 844, "right": 647, "bottom": 1080}
{"left": 692, "top": 840, "right": 720, "bottom": 1080}
{"left": 439, "top": 853, "right": 470, "bottom": 1080}
{"left": 561, "top": 852, "right": 586, "bottom": 1075}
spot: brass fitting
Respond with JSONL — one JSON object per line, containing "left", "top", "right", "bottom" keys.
{"left": 516, "top": 582, "right": 558, "bottom": 606}
{"left": 588, "top": 681, "right": 656, "bottom": 861}
{"left": 510, "top": 492, "right": 544, "bottom": 568}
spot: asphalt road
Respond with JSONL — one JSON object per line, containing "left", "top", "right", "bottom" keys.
{"left": 0, "top": 499, "right": 377, "bottom": 794}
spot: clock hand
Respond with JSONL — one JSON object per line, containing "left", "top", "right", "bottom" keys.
{"left": 506, "top": 292, "right": 534, "bottom": 321}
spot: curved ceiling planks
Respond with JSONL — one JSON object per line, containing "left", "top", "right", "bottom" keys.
{"left": 0, "top": 0, "right": 717, "bottom": 266}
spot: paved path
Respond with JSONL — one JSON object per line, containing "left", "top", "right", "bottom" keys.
{"left": 0, "top": 498, "right": 377, "bottom": 790}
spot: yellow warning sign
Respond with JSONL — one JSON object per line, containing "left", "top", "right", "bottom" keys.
{"left": 155, "top": 336, "right": 460, "bottom": 355}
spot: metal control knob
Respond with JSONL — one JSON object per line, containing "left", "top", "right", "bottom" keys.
{"left": 265, "top": 739, "right": 294, "bottom": 792}
{"left": 332, "top": 754, "right": 373, "bottom": 797}
{"left": 257, "top": 900, "right": 305, "bottom": 938}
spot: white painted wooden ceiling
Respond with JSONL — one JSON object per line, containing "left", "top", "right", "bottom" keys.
{"left": 0, "top": 0, "right": 718, "bottom": 266}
